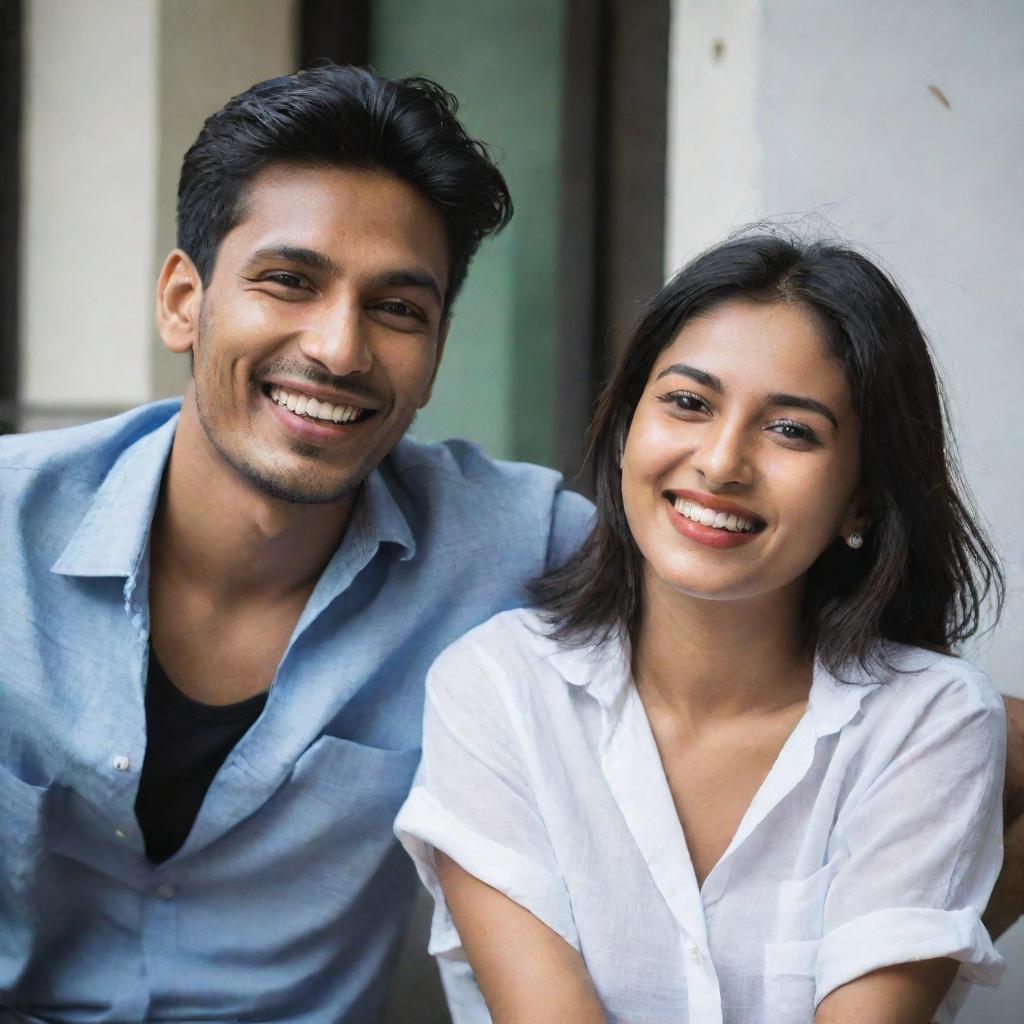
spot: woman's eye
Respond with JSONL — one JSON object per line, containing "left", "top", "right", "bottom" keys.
{"left": 769, "top": 420, "right": 819, "bottom": 445}
{"left": 660, "top": 390, "right": 708, "bottom": 414}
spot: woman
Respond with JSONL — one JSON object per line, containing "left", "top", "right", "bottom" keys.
{"left": 395, "top": 233, "right": 1007, "bottom": 1023}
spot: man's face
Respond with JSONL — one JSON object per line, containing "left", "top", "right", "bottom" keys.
{"left": 172, "top": 164, "right": 450, "bottom": 504}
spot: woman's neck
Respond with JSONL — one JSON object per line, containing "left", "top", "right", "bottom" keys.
{"left": 632, "top": 573, "right": 813, "bottom": 727}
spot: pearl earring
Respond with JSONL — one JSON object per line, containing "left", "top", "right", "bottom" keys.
{"left": 846, "top": 532, "right": 863, "bottom": 549}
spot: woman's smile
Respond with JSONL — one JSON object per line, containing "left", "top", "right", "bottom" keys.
{"left": 620, "top": 298, "right": 863, "bottom": 604}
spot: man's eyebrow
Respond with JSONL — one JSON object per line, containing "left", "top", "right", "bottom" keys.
{"left": 367, "top": 269, "right": 444, "bottom": 307}
{"left": 245, "top": 245, "right": 339, "bottom": 274}
{"left": 654, "top": 364, "right": 840, "bottom": 427}
{"left": 654, "top": 363, "right": 724, "bottom": 393}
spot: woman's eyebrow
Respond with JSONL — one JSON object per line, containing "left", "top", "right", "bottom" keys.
{"left": 655, "top": 364, "right": 840, "bottom": 428}
{"left": 768, "top": 393, "right": 839, "bottom": 428}
{"left": 655, "top": 363, "right": 723, "bottom": 392}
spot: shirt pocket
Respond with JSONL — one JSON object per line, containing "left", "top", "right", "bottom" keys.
{"left": 0, "top": 763, "right": 50, "bottom": 891}
{"left": 774, "top": 860, "right": 840, "bottom": 941}
{"left": 764, "top": 938, "right": 820, "bottom": 1022}
{"left": 274, "top": 737, "right": 421, "bottom": 897}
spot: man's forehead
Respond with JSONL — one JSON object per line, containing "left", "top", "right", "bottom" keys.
{"left": 223, "top": 164, "right": 451, "bottom": 291}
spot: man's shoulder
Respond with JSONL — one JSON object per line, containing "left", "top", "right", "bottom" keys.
{"left": 0, "top": 400, "right": 181, "bottom": 485}
{"left": 388, "top": 434, "right": 559, "bottom": 490}
{"left": 386, "top": 434, "right": 592, "bottom": 517}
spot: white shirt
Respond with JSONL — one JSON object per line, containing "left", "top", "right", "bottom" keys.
{"left": 395, "top": 608, "right": 1005, "bottom": 1024}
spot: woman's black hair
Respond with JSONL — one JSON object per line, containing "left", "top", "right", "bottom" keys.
{"left": 177, "top": 63, "right": 512, "bottom": 316}
{"left": 531, "top": 230, "right": 1004, "bottom": 675}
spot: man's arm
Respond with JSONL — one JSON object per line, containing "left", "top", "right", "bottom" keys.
{"left": 984, "top": 694, "right": 1024, "bottom": 939}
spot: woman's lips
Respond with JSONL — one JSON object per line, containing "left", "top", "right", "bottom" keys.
{"left": 664, "top": 495, "right": 763, "bottom": 549}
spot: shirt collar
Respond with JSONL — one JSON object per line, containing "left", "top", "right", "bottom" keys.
{"left": 545, "top": 629, "right": 633, "bottom": 712}
{"left": 51, "top": 409, "right": 179, "bottom": 579}
{"left": 547, "top": 628, "right": 881, "bottom": 731}
{"left": 806, "top": 655, "right": 883, "bottom": 737}
{"left": 50, "top": 410, "right": 416, "bottom": 584}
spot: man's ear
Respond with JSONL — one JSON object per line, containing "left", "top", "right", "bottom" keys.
{"left": 419, "top": 317, "right": 450, "bottom": 408}
{"left": 157, "top": 249, "right": 203, "bottom": 354}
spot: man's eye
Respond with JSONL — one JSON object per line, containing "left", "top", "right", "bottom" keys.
{"left": 377, "top": 300, "right": 425, "bottom": 322}
{"left": 264, "top": 272, "right": 307, "bottom": 289}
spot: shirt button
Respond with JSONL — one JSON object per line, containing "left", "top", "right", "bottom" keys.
{"left": 112, "top": 755, "right": 131, "bottom": 772}
{"left": 114, "top": 828, "right": 127, "bottom": 840}
{"left": 156, "top": 883, "right": 175, "bottom": 900}
{"left": 688, "top": 943, "right": 703, "bottom": 965}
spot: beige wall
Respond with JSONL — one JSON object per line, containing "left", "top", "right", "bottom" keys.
{"left": 20, "top": 0, "right": 297, "bottom": 422}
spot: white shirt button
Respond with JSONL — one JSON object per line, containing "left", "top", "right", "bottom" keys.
{"left": 688, "top": 944, "right": 703, "bottom": 965}
{"left": 114, "top": 828, "right": 127, "bottom": 839}
{"left": 112, "top": 755, "right": 131, "bottom": 772}
{"left": 156, "top": 883, "right": 175, "bottom": 900}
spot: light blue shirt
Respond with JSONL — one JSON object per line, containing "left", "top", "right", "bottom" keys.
{"left": 0, "top": 400, "right": 593, "bottom": 1023}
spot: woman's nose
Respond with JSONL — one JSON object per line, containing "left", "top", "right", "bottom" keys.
{"left": 693, "top": 419, "right": 753, "bottom": 487}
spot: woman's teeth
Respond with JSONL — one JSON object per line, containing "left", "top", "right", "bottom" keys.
{"left": 672, "top": 497, "right": 759, "bottom": 533}
{"left": 269, "top": 385, "right": 364, "bottom": 424}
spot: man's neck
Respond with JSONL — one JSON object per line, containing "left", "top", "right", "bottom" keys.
{"left": 152, "top": 402, "right": 355, "bottom": 605}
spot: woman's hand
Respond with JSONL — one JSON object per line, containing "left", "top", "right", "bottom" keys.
{"left": 813, "top": 959, "right": 958, "bottom": 1023}
{"left": 435, "top": 851, "right": 606, "bottom": 1024}
{"left": 984, "top": 694, "right": 1024, "bottom": 939}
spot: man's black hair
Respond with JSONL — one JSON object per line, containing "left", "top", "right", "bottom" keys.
{"left": 177, "top": 64, "right": 513, "bottom": 315}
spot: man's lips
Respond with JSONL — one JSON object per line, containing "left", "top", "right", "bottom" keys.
{"left": 262, "top": 385, "right": 376, "bottom": 445}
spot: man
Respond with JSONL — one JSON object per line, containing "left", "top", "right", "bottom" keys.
{"left": 1, "top": 64, "right": 1021, "bottom": 1023}
{"left": 0, "top": 66, "right": 591, "bottom": 1021}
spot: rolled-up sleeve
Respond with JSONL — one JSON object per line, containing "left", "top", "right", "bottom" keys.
{"left": 816, "top": 670, "right": 1006, "bottom": 1018}
{"left": 395, "top": 638, "right": 579, "bottom": 959}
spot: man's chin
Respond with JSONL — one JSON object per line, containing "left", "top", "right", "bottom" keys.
{"left": 236, "top": 456, "right": 360, "bottom": 506}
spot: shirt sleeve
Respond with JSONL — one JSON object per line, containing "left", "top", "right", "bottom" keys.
{"left": 394, "top": 633, "right": 579, "bottom": 963}
{"left": 545, "top": 488, "right": 595, "bottom": 571}
{"left": 815, "top": 667, "right": 1006, "bottom": 1018}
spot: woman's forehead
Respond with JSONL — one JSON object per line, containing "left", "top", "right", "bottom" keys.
{"left": 650, "top": 299, "right": 854, "bottom": 413}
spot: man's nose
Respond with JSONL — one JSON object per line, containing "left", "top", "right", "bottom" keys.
{"left": 297, "top": 302, "right": 373, "bottom": 377}
{"left": 693, "top": 418, "right": 753, "bottom": 487}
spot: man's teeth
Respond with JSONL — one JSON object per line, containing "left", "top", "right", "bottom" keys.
{"left": 269, "top": 385, "right": 364, "bottom": 424}
{"left": 672, "top": 497, "right": 759, "bottom": 533}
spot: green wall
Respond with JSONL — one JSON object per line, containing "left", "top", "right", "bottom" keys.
{"left": 371, "top": 0, "right": 562, "bottom": 465}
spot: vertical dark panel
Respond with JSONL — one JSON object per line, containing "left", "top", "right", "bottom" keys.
{"left": 555, "top": 0, "right": 609, "bottom": 486}
{"left": 555, "top": 0, "right": 669, "bottom": 488}
{"left": 299, "top": 0, "right": 371, "bottom": 67}
{"left": 0, "top": 0, "right": 21, "bottom": 433}
{"left": 605, "top": 0, "right": 669, "bottom": 361}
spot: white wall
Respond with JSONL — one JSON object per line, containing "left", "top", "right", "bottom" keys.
{"left": 667, "top": 2, "right": 1024, "bottom": 1017}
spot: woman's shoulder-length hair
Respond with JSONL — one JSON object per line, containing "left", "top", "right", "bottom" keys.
{"left": 530, "top": 229, "right": 1004, "bottom": 676}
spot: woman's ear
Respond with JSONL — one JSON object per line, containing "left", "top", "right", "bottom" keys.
{"left": 839, "top": 490, "right": 872, "bottom": 547}
{"left": 156, "top": 250, "right": 203, "bottom": 355}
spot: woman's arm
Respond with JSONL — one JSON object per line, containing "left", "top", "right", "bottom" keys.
{"left": 435, "top": 851, "right": 606, "bottom": 1024}
{"left": 814, "top": 959, "right": 958, "bottom": 1024}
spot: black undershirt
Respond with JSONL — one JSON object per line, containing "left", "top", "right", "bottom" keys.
{"left": 134, "top": 647, "right": 268, "bottom": 863}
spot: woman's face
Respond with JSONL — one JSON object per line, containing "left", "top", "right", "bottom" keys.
{"left": 620, "top": 298, "right": 865, "bottom": 608}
